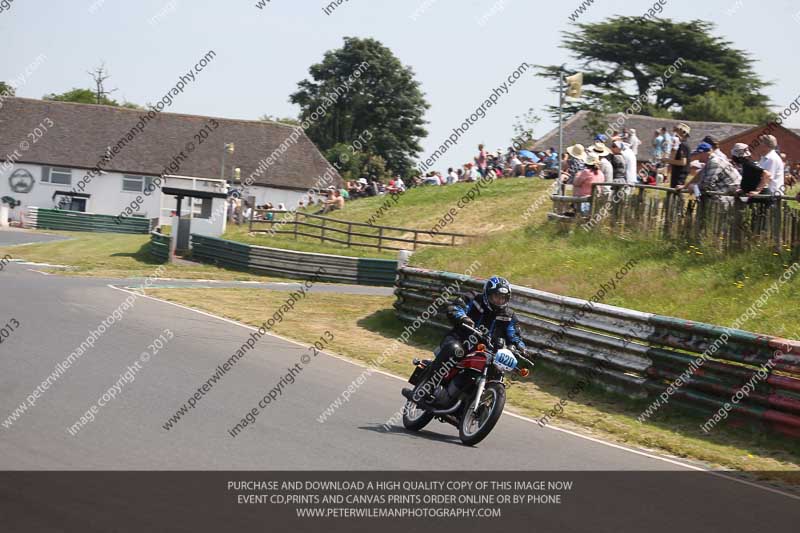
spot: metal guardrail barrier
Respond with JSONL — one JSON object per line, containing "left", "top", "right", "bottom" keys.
{"left": 148, "top": 232, "right": 170, "bottom": 263}
{"left": 27, "top": 207, "right": 151, "bottom": 234}
{"left": 394, "top": 266, "right": 800, "bottom": 437}
{"left": 190, "top": 234, "right": 398, "bottom": 286}
{"left": 249, "top": 210, "right": 470, "bottom": 252}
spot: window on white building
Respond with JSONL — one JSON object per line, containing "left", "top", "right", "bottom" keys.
{"left": 122, "top": 175, "right": 152, "bottom": 193}
{"left": 41, "top": 167, "right": 72, "bottom": 185}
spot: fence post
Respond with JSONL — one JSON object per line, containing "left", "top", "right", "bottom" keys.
{"left": 248, "top": 210, "right": 254, "bottom": 233}
{"left": 413, "top": 231, "right": 418, "bottom": 251}
{"left": 378, "top": 227, "right": 383, "bottom": 251}
{"left": 293, "top": 211, "right": 299, "bottom": 240}
{"left": 321, "top": 217, "right": 327, "bottom": 244}
{"left": 347, "top": 223, "right": 352, "bottom": 248}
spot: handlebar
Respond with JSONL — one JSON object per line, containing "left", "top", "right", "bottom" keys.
{"left": 461, "top": 321, "right": 534, "bottom": 370}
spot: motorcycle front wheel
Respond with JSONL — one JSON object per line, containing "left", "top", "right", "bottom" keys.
{"left": 458, "top": 382, "right": 506, "bottom": 446}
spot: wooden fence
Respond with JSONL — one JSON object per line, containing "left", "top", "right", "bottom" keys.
{"left": 551, "top": 184, "right": 800, "bottom": 255}
{"left": 248, "top": 210, "right": 470, "bottom": 252}
{"left": 395, "top": 266, "right": 800, "bottom": 438}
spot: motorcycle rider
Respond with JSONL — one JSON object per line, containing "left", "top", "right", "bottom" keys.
{"left": 411, "top": 276, "right": 529, "bottom": 403}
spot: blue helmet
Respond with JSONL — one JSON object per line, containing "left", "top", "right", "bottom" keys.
{"left": 483, "top": 276, "right": 511, "bottom": 311}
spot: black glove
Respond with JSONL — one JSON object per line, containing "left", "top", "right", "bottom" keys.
{"left": 515, "top": 343, "right": 527, "bottom": 354}
{"left": 459, "top": 316, "right": 475, "bottom": 328}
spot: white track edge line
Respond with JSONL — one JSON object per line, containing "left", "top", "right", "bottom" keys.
{"left": 109, "top": 285, "right": 800, "bottom": 501}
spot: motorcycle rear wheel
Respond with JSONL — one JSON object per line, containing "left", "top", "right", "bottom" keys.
{"left": 458, "top": 382, "right": 506, "bottom": 446}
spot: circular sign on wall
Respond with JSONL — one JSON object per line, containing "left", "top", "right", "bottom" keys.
{"left": 9, "top": 169, "right": 35, "bottom": 194}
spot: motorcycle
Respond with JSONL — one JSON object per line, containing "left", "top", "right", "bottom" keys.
{"left": 400, "top": 323, "right": 533, "bottom": 446}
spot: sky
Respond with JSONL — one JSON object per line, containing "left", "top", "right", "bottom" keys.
{"left": 2, "top": 0, "right": 800, "bottom": 171}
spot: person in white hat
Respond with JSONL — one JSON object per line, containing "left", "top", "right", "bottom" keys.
{"left": 573, "top": 153, "right": 605, "bottom": 213}
{"left": 663, "top": 123, "right": 691, "bottom": 188}
{"left": 589, "top": 142, "right": 613, "bottom": 193}
{"left": 562, "top": 144, "right": 587, "bottom": 185}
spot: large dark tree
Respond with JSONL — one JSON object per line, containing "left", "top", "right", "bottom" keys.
{"left": 538, "top": 17, "right": 773, "bottom": 123}
{"left": 291, "top": 37, "right": 429, "bottom": 176}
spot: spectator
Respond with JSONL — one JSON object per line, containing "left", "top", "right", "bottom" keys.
{"left": 628, "top": 128, "right": 641, "bottom": 157}
{"left": 563, "top": 144, "right": 588, "bottom": 184}
{"left": 610, "top": 142, "right": 627, "bottom": 183}
{"left": 456, "top": 168, "right": 464, "bottom": 182}
{"left": 662, "top": 123, "right": 691, "bottom": 188}
{"left": 652, "top": 129, "right": 664, "bottom": 161}
{"left": 660, "top": 127, "right": 673, "bottom": 160}
{"left": 422, "top": 172, "right": 441, "bottom": 186}
{"left": 590, "top": 142, "right": 613, "bottom": 191}
{"left": 616, "top": 141, "right": 638, "bottom": 185}
{"left": 694, "top": 138, "right": 741, "bottom": 196}
{"left": 464, "top": 163, "right": 479, "bottom": 182}
{"left": 731, "top": 143, "right": 771, "bottom": 199}
{"left": 476, "top": 144, "right": 488, "bottom": 177}
{"left": 677, "top": 160, "right": 706, "bottom": 199}
{"left": 758, "top": 134, "right": 785, "bottom": 197}
{"left": 572, "top": 153, "right": 605, "bottom": 213}
{"left": 316, "top": 190, "right": 345, "bottom": 214}
{"left": 447, "top": 167, "right": 458, "bottom": 185}
{"left": 509, "top": 153, "right": 523, "bottom": 176}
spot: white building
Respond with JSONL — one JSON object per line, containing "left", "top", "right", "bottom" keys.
{"left": 0, "top": 97, "right": 342, "bottom": 225}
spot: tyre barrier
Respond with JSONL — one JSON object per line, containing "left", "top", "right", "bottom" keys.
{"left": 27, "top": 207, "right": 150, "bottom": 234}
{"left": 394, "top": 266, "right": 800, "bottom": 437}
{"left": 190, "top": 234, "right": 398, "bottom": 286}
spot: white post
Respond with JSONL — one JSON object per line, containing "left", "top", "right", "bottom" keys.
{"left": 0, "top": 204, "right": 9, "bottom": 227}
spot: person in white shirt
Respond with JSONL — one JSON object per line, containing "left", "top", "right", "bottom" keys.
{"left": 758, "top": 135, "right": 785, "bottom": 196}
{"left": 447, "top": 168, "right": 458, "bottom": 185}
{"left": 628, "top": 128, "right": 641, "bottom": 157}
{"left": 616, "top": 141, "right": 638, "bottom": 185}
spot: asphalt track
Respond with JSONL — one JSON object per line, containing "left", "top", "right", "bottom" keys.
{"left": 0, "top": 231, "right": 798, "bottom": 527}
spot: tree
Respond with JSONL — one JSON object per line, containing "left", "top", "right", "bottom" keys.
{"left": 87, "top": 63, "right": 117, "bottom": 104}
{"left": 44, "top": 88, "right": 120, "bottom": 106}
{"left": 512, "top": 108, "right": 540, "bottom": 148}
{"left": 43, "top": 63, "right": 140, "bottom": 108}
{"left": 259, "top": 114, "right": 301, "bottom": 126}
{"left": 677, "top": 91, "right": 776, "bottom": 124}
{"left": 290, "top": 37, "right": 429, "bottom": 176}
{"left": 0, "top": 81, "right": 15, "bottom": 96}
{"left": 537, "top": 17, "right": 772, "bottom": 122}
{"left": 325, "top": 143, "right": 389, "bottom": 183}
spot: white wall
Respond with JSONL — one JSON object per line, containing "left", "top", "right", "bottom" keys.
{"left": 0, "top": 163, "right": 160, "bottom": 222}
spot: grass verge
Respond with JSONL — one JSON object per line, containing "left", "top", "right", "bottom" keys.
{"left": 146, "top": 287, "right": 800, "bottom": 484}
{"left": 0, "top": 231, "right": 277, "bottom": 280}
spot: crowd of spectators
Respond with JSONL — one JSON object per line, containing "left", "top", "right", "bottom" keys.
{"left": 561, "top": 123, "right": 799, "bottom": 212}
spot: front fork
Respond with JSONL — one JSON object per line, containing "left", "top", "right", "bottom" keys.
{"left": 469, "top": 365, "right": 490, "bottom": 413}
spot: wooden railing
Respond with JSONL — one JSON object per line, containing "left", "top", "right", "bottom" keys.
{"left": 248, "top": 210, "right": 471, "bottom": 252}
{"left": 550, "top": 184, "right": 800, "bottom": 255}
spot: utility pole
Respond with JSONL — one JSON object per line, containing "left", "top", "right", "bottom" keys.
{"left": 558, "top": 66, "right": 566, "bottom": 195}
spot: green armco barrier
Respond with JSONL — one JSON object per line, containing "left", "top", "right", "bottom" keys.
{"left": 394, "top": 266, "right": 800, "bottom": 438}
{"left": 33, "top": 208, "right": 150, "bottom": 234}
{"left": 149, "top": 232, "right": 170, "bottom": 263}
{"left": 190, "top": 234, "right": 398, "bottom": 286}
